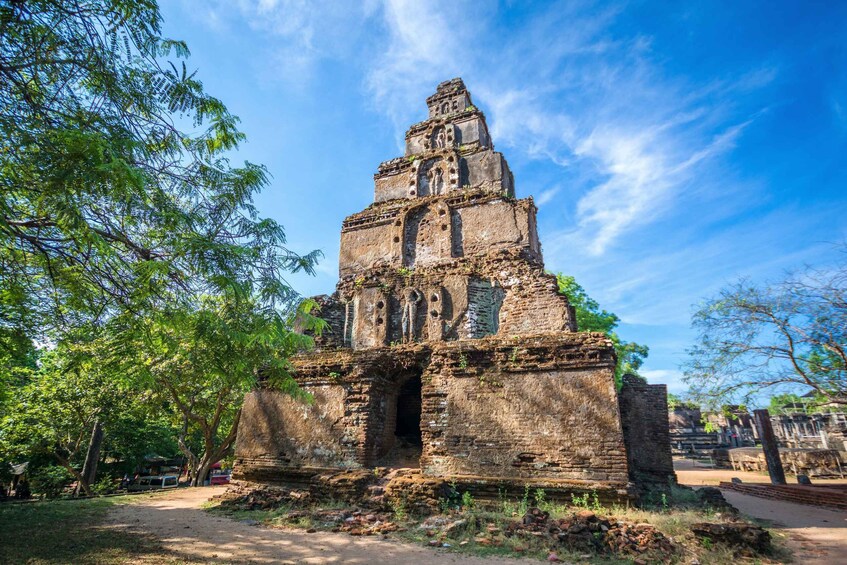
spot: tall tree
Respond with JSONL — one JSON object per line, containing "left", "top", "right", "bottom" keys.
{"left": 684, "top": 251, "right": 847, "bottom": 407}
{"left": 107, "top": 295, "right": 321, "bottom": 486}
{"left": 556, "top": 274, "right": 649, "bottom": 384}
{"left": 1, "top": 1, "right": 324, "bottom": 492}
{"left": 0, "top": 344, "right": 124, "bottom": 496}
{"left": 0, "top": 0, "right": 319, "bottom": 345}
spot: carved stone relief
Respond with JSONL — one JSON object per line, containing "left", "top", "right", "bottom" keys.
{"left": 403, "top": 203, "right": 452, "bottom": 268}
{"left": 400, "top": 287, "right": 422, "bottom": 343}
{"left": 466, "top": 278, "right": 504, "bottom": 338}
{"left": 426, "top": 286, "right": 446, "bottom": 341}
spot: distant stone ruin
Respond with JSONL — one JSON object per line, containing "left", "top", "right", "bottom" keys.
{"left": 233, "top": 79, "right": 674, "bottom": 503}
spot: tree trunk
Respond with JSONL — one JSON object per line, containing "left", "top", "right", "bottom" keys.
{"left": 754, "top": 409, "right": 787, "bottom": 485}
{"left": 56, "top": 456, "right": 92, "bottom": 497}
{"left": 178, "top": 440, "right": 199, "bottom": 485}
{"left": 79, "top": 419, "right": 103, "bottom": 493}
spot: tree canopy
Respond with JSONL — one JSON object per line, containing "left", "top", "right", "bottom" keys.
{"left": 556, "top": 274, "right": 649, "bottom": 384}
{"left": 685, "top": 249, "right": 847, "bottom": 407}
{"left": 0, "top": 0, "right": 323, "bottom": 497}
{"left": 0, "top": 0, "right": 319, "bottom": 345}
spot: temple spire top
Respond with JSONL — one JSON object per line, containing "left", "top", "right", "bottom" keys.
{"left": 426, "top": 77, "right": 472, "bottom": 119}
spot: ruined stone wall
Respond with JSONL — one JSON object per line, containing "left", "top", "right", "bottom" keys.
{"left": 302, "top": 294, "right": 346, "bottom": 350}
{"left": 340, "top": 192, "right": 538, "bottom": 277}
{"left": 236, "top": 336, "right": 630, "bottom": 489}
{"left": 332, "top": 253, "right": 574, "bottom": 348}
{"left": 420, "top": 336, "right": 628, "bottom": 484}
{"left": 236, "top": 386, "right": 352, "bottom": 468}
{"left": 618, "top": 376, "right": 676, "bottom": 485}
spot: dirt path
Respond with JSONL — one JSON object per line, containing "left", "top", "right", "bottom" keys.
{"left": 675, "top": 461, "right": 847, "bottom": 564}
{"left": 674, "top": 458, "right": 847, "bottom": 486}
{"left": 104, "top": 486, "right": 543, "bottom": 564}
{"left": 720, "top": 490, "right": 847, "bottom": 565}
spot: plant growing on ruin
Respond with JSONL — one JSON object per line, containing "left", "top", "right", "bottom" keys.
{"left": 519, "top": 485, "right": 532, "bottom": 515}
{"left": 510, "top": 346, "right": 520, "bottom": 363}
{"left": 533, "top": 488, "right": 547, "bottom": 510}
{"left": 461, "top": 491, "right": 475, "bottom": 511}
{"left": 459, "top": 353, "right": 469, "bottom": 369}
{"left": 571, "top": 492, "right": 590, "bottom": 509}
{"left": 396, "top": 267, "right": 413, "bottom": 278}
{"left": 390, "top": 497, "right": 408, "bottom": 520}
{"left": 556, "top": 275, "right": 649, "bottom": 386}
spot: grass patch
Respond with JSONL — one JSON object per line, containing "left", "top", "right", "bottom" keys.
{"left": 0, "top": 494, "right": 176, "bottom": 564}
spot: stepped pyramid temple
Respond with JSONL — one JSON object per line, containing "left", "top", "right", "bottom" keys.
{"left": 234, "top": 79, "right": 674, "bottom": 504}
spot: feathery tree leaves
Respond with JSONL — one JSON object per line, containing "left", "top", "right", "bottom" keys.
{"left": 0, "top": 0, "right": 320, "bottom": 344}
{"left": 556, "top": 274, "right": 649, "bottom": 385}
{"left": 1, "top": 1, "right": 325, "bottom": 493}
{"left": 684, "top": 249, "right": 847, "bottom": 408}
{"left": 105, "top": 295, "right": 321, "bottom": 486}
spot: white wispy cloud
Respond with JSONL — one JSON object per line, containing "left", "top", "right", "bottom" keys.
{"left": 182, "top": 0, "right": 377, "bottom": 85}
{"left": 535, "top": 187, "right": 561, "bottom": 207}
{"left": 364, "top": 0, "right": 488, "bottom": 136}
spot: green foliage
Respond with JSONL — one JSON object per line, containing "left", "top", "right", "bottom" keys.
{"left": 667, "top": 393, "right": 699, "bottom": 411}
{"left": 29, "top": 465, "right": 73, "bottom": 499}
{"left": 570, "top": 490, "right": 603, "bottom": 512}
{"left": 533, "top": 488, "right": 546, "bottom": 509}
{"left": 556, "top": 274, "right": 649, "bottom": 386}
{"left": 685, "top": 252, "right": 846, "bottom": 407}
{"left": 0, "top": 1, "right": 325, "bottom": 494}
{"left": 390, "top": 497, "right": 408, "bottom": 521}
{"left": 0, "top": 337, "right": 167, "bottom": 493}
{"left": 768, "top": 393, "right": 804, "bottom": 414}
{"left": 91, "top": 476, "right": 117, "bottom": 496}
{"left": 461, "top": 490, "right": 475, "bottom": 511}
{"left": 0, "top": 0, "right": 320, "bottom": 352}
{"left": 103, "top": 294, "right": 321, "bottom": 485}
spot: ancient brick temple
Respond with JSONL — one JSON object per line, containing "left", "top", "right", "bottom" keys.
{"left": 234, "top": 79, "right": 673, "bottom": 501}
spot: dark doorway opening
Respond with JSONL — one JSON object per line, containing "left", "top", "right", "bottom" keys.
{"left": 378, "top": 373, "right": 423, "bottom": 468}
{"left": 395, "top": 375, "right": 423, "bottom": 448}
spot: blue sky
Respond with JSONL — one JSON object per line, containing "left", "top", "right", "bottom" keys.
{"left": 162, "top": 1, "right": 847, "bottom": 396}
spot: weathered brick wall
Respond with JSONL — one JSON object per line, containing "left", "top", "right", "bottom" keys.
{"left": 332, "top": 252, "right": 574, "bottom": 349}
{"left": 235, "top": 338, "right": 631, "bottom": 490}
{"left": 618, "top": 375, "right": 676, "bottom": 485}
{"left": 339, "top": 192, "right": 540, "bottom": 277}
{"left": 420, "top": 336, "right": 629, "bottom": 485}
{"left": 236, "top": 386, "right": 353, "bottom": 468}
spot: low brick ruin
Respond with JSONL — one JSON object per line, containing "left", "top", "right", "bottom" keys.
{"left": 233, "top": 78, "right": 674, "bottom": 504}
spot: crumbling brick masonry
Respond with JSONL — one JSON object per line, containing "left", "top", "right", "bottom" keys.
{"left": 234, "top": 79, "right": 674, "bottom": 503}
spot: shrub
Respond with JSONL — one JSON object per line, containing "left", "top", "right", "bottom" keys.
{"left": 29, "top": 466, "right": 72, "bottom": 499}
{"left": 91, "top": 476, "right": 117, "bottom": 496}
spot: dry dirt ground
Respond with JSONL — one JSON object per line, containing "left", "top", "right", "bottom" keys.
{"left": 104, "top": 486, "right": 540, "bottom": 565}
{"left": 103, "top": 466, "right": 847, "bottom": 564}
{"left": 675, "top": 459, "right": 847, "bottom": 565}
